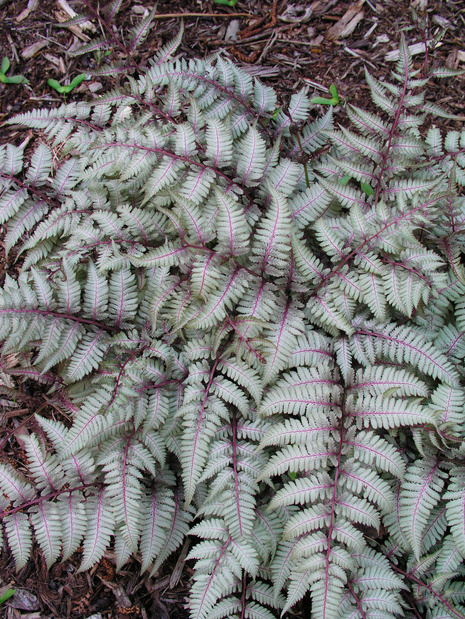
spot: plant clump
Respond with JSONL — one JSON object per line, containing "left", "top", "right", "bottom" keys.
{"left": 0, "top": 31, "right": 465, "bottom": 619}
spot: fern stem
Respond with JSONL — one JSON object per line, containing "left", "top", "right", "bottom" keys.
{"left": 321, "top": 388, "right": 345, "bottom": 618}
{"left": 102, "top": 346, "right": 147, "bottom": 415}
{"left": 171, "top": 70, "right": 268, "bottom": 132}
{"left": 136, "top": 379, "right": 184, "bottom": 393}
{"left": 354, "top": 329, "right": 457, "bottom": 386}
{"left": 240, "top": 572, "right": 247, "bottom": 619}
{"left": 185, "top": 336, "right": 233, "bottom": 506}
{"left": 121, "top": 428, "right": 137, "bottom": 548}
{"left": 121, "top": 90, "right": 180, "bottom": 125}
{"left": 346, "top": 580, "right": 367, "bottom": 619}
{"left": 0, "top": 483, "right": 98, "bottom": 520}
{"left": 0, "top": 413, "right": 36, "bottom": 452}
{"left": 381, "top": 258, "right": 432, "bottom": 285}
{"left": 29, "top": 209, "right": 96, "bottom": 241}
{"left": 0, "top": 173, "right": 63, "bottom": 209}
{"left": 372, "top": 69, "right": 409, "bottom": 206}
{"left": 2, "top": 366, "right": 62, "bottom": 385}
{"left": 70, "top": 454, "right": 90, "bottom": 487}
{"left": 61, "top": 117, "right": 103, "bottom": 132}
{"left": 294, "top": 131, "right": 310, "bottom": 189}
{"left": 446, "top": 163, "right": 458, "bottom": 234}
{"left": 430, "top": 147, "right": 465, "bottom": 164}
{"left": 387, "top": 560, "right": 465, "bottom": 619}
{"left": 310, "top": 193, "right": 450, "bottom": 298}
{"left": 231, "top": 410, "right": 244, "bottom": 538}
{"left": 154, "top": 488, "right": 182, "bottom": 572}
{"left": 445, "top": 329, "right": 465, "bottom": 358}
{"left": 184, "top": 243, "right": 263, "bottom": 280}
{"left": 75, "top": 239, "right": 161, "bottom": 259}
{"left": 417, "top": 424, "right": 465, "bottom": 445}
{"left": 91, "top": 141, "right": 255, "bottom": 205}
{"left": 197, "top": 537, "right": 232, "bottom": 616}
{"left": 416, "top": 20, "right": 430, "bottom": 78}
{"left": 0, "top": 308, "right": 118, "bottom": 333}
{"left": 79, "top": 0, "right": 142, "bottom": 74}
{"left": 226, "top": 316, "right": 265, "bottom": 363}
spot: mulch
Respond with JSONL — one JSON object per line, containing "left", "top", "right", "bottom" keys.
{"left": 0, "top": 0, "right": 464, "bottom": 617}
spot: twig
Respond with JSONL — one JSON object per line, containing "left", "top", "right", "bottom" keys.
{"left": 364, "top": 0, "right": 379, "bottom": 11}
{"left": 281, "top": 39, "right": 323, "bottom": 46}
{"left": 210, "top": 24, "right": 294, "bottom": 45}
{"left": 169, "top": 538, "right": 191, "bottom": 589}
{"left": 257, "top": 30, "right": 277, "bottom": 63}
{"left": 343, "top": 45, "right": 377, "bottom": 69}
{"left": 151, "top": 12, "right": 255, "bottom": 19}
{"left": 6, "top": 33, "right": 20, "bottom": 64}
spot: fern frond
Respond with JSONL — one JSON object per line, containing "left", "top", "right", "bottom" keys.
{"left": 128, "top": 6, "right": 157, "bottom": 51}
{"left": 0, "top": 463, "right": 36, "bottom": 505}
{"left": 234, "top": 126, "right": 266, "bottom": 186}
{"left": 79, "top": 489, "right": 115, "bottom": 572}
{"left": 4, "top": 512, "right": 33, "bottom": 571}
{"left": 58, "top": 492, "right": 87, "bottom": 561}
{"left": 399, "top": 458, "right": 447, "bottom": 559}
{"left": 30, "top": 502, "right": 63, "bottom": 568}
{"left": 154, "top": 21, "right": 184, "bottom": 64}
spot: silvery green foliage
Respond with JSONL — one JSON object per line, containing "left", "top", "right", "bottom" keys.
{"left": 1, "top": 34, "right": 465, "bottom": 618}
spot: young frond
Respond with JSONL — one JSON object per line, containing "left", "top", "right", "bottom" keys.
{"left": 234, "top": 126, "right": 266, "bottom": 186}
{"left": 79, "top": 489, "right": 115, "bottom": 572}
{"left": 250, "top": 185, "right": 292, "bottom": 277}
{"left": 154, "top": 20, "right": 184, "bottom": 64}
{"left": 214, "top": 188, "right": 250, "bottom": 257}
{"left": 400, "top": 459, "right": 447, "bottom": 559}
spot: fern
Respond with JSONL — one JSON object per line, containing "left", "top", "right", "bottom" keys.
{"left": 1, "top": 30, "right": 465, "bottom": 619}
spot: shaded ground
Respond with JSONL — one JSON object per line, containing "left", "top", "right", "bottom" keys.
{"left": 0, "top": 0, "right": 464, "bottom": 617}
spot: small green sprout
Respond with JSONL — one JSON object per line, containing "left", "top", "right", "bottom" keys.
{"left": 360, "top": 181, "right": 374, "bottom": 196}
{"left": 47, "top": 74, "right": 88, "bottom": 95}
{"left": 338, "top": 174, "right": 352, "bottom": 186}
{"left": 94, "top": 49, "right": 112, "bottom": 68}
{"left": 213, "top": 0, "right": 238, "bottom": 6}
{"left": 0, "top": 57, "right": 28, "bottom": 85}
{"left": 0, "top": 589, "right": 15, "bottom": 605}
{"left": 338, "top": 174, "right": 374, "bottom": 197}
{"left": 310, "top": 83, "right": 340, "bottom": 106}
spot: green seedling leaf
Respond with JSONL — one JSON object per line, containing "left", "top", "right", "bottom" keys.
{"left": 311, "top": 83, "right": 340, "bottom": 106}
{"left": 48, "top": 79, "right": 65, "bottom": 93}
{"left": 289, "top": 472, "right": 297, "bottom": 480}
{"left": 48, "top": 74, "right": 87, "bottom": 94}
{"left": 69, "top": 74, "right": 87, "bottom": 89}
{"left": 310, "top": 96, "right": 336, "bottom": 105}
{"left": 361, "top": 181, "right": 374, "bottom": 196}
{"left": 338, "top": 174, "right": 352, "bottom": 186}
{"left": 0, "top": 57, "right": 28, "bottom": 84}
{"left": 213, "top": 0, "right": 237, "bottom": 5}
{"left": 329, "top": 83, "right": 339, "bottom": 103}
{"left": 0, "top": 589, "right": 15, "bottom": 605}
{"left": 1, "top": 57, "right": 10, "bottom": 74}
{"left": 382, "top": 387, "right": 400, "bottom": 399}
{"left": 2, "top": 75, "right": 28, "bottom": 84}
